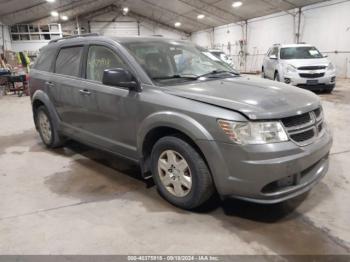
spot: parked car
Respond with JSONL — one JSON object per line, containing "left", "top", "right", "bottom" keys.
{"left": 206, "top": 49, "right": 236, "bottom": 69}
{"left": 262, "top": 44, "right": 336, "bottom": 93}
{"left": 29, "top": 35, "right": 332, "bottom": 209}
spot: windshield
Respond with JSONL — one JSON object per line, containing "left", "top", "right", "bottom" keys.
{"left": 280, "top": 46, "right": 323, "bottom": 59}
{"left": 121, "top": 40, "right": 236, "bottom": 84}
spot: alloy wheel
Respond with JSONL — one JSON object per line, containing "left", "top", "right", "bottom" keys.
{"left": 157, "top": 150, "right": 192, "bottom": 197}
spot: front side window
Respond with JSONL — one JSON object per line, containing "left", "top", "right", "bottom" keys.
{"left": 280, "top": 46, "right": 323, "bottom": 59}
{"left": 55, "top": 46, "right": 83, "bottom": 77}
{"left": 86, "top": 45, "right": 126, "bottom": 82}
{"left": 270, "top": 47, "right": 279, "bottom": 57}
{"left": 122, "top": 40, "right": 235, "bottom": 84}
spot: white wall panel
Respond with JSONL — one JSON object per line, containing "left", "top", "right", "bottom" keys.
{"left": 11, "top": 41, "right": 49, "bottom": 52}
{"left": 0, "top": 24, "right": 12, "bottom": 51}
{"left": 191, "top": 0, "right": 350, "bottom": 77}
{"left": 90, "top": 22, "right": 139, "bottom": 37}
{"left": 300, "top": 0, "right": 350, "bottom": 77}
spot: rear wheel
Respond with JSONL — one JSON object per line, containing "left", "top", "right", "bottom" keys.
{"left": 35, "top": 105, "right": 65, "bottom": 148}
{"left": 151, "top": 136, "right": 214, "bottom": 209}
{"left": 261, "top": 67, "right": 266, "bottom": 78}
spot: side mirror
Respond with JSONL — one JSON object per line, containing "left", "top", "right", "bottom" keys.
{"left": 269, "top": 54, "right": 277, "bottom": 60}
{"left": 323, "top": 54, "right": 328, "bottom": 58}
{"left": 102, "top": 68, "right": 140, "bottom": 91}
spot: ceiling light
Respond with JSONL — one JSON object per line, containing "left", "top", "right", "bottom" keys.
{"left": 46, "top": 0, "right": 55, "bottom": 3}
{"left": 197, "top": 14, "right": 205, "bottom": 19}
{"left": 51, "top": 11, "right": 59, "bottom": 17}
{"left": 174, "top": 22, "right": 181, "bottom": 27}
{"left": 232, "top": 1, "right": 242, "bottom": 8}
{"left": 61, "top": 15, "right": 68, "bottom": 21}
{"left": 122, "top": 7, "right": 129, "bottom": 14}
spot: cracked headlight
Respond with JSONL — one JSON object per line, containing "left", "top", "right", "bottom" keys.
{"left": 218, "top": 120, "right": 289, "bottom": 145}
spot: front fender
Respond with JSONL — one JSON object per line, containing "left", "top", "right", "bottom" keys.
{"left": 137, "top": 111, "right": 214, "bottom": 157}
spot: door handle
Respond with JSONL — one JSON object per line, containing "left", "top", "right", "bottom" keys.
{"left": 79, "top": 89, "right": 91, "bottom": 95}
{"left": 45, "top": 81, "right": 55, "bottom": 87}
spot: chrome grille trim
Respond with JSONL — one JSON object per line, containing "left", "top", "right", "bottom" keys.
{"left": 281, "top": 108, "right": 324, "bottom": 146}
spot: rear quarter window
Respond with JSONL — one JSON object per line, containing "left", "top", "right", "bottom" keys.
{"left": 55, "top": 46, "right": 84, "bottom": 77}
{"left": 33, "top": 48, "right": 56, "bottom": 72}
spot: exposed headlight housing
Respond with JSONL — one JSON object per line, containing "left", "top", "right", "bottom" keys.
{"left": 286, "top": 64, "right": 297, "bottom": 74}
{"left": 218, "top": 120, "right": 289, "bottom": 145}
{"left": 327, "top": 62, "right": 335, "bottom": 71}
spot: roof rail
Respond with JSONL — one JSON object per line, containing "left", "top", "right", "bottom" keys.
{"left": 49, "top": 33, "right": 99, "bottom": 44}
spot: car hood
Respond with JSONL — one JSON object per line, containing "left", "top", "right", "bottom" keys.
{"left": 281, "top": 58, "right": 329, "bottom": 68}
{"left": 163, "top": 76, "right": 321, "bottom": 120}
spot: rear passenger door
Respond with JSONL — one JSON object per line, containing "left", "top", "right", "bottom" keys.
{"left": 50, "top": 45, "right": 86, "bottom": 130}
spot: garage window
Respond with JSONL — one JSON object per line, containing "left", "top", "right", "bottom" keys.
{"left": 55, "top": 46, "right": 83, "bottom": 77}
{"left": 86, "top": 45, "right": 127, "bottom": 82}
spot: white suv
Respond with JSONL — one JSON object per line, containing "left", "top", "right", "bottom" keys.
{"left": 262, "top": 44, "right": 336, "bottom": 93}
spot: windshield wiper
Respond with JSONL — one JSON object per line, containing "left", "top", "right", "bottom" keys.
{"left": 196, "top": 70, "right": 239, "bottom": 79}
{"left": 152, "top": 74, "right": 198, "bottom": 80}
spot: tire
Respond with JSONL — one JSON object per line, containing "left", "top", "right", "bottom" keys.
{"left": 274, "top": 71, "right": 280, "bottom": 82}
{"left": 324, "top": 85, "right": 335, "bottom": 94}
{"left": 151, "top": 136, "right": 214, "bottom": 210}
{"left": 35, "top": 105, "right": 65, "bottom": 148}
{"left": 261, "top": 68, "right": 266, "bottom": 78}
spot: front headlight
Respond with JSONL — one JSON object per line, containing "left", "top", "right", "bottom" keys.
{"left": 286, "top": 64, "right": 297, "bottom": 74}
{"left": 327, "top": 62, "right": 335, "bottom": 71}
{"left": 218, "top": 120, "right": 289, "bottom": 145}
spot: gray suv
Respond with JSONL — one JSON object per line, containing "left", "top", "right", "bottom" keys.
{"left": 29, "top": 34, "right": 332, "bottom": 209}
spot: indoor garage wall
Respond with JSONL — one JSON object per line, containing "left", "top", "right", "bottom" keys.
{"left": 191, "top": 0, "right": 350, "bottom": 77}
{"left": 301, "top": 0, "right": 350, "bottom": 78}
{"left": 88, "top": 12, "right": 188, "bottom": 39}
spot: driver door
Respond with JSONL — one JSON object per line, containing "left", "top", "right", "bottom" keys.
{"left": 75, "top": 44, "right": 140, "bottom": 158}
{"left": 265, "top": 47, "right": 279, "bottom": 79}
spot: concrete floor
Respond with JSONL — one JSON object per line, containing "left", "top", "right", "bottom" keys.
{"left": 0, "top": 79, "right": 350, "bottom": 255}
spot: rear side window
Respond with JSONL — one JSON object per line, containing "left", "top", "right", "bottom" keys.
{"left": 33, "top": 48, "right": 56, "bottom": 72}
{"left": 55, "top": 46, "right": 83, "bottom": 77}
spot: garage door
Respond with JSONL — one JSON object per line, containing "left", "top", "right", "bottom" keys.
{"left": 90, "top": 22, "right": 139, "bottom": 37}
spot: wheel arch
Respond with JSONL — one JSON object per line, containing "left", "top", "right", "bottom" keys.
{"left": 137, "top": 112, "right": 213, "bottom": 178}
{"left": 31, "top": 90, "right": 61, "bottom": 131}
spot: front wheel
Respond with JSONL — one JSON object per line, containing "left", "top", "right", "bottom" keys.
{"left": 151, "top": 136, "right": 214, "bottom": 209}
{"left": 274, "top": 71, "right": 280, "bottom": 82}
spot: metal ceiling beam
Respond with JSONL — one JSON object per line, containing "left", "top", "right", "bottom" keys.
{"left": 140, "top": 0, "right": 213, "bottom": 29}
{"left": 258, "top": 0, "right": 296, "bottom": 16}
{"left": 124, "top": 10, "right": 191, "bottom": 35}
{"left": 0, "top": 1, "right": 46, "bottom": 17}
{"left": 176, "top": 0, "right": 244, "bottom": 22}
{"left": 72, "top": 4, "right": 191, "bottom": 36}
{"left": 2, "top": 0, "right": 114, "bottom": 24}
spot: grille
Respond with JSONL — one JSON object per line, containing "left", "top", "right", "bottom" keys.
{"left": 299, "top": 73, "right": 325, "bottom": 78}
{"left": 298, "top": 66, "right": 326, "bottom": 70}
{"left": 318, "top": 123, "right": 323, "bottom": 133}
{"left": 314, "top": 108, "right": 322, "bottom": 119}
{"left": 290, "top": 129, "right": 315, "bottom": 142}
{"left": 281, "top": 108, "right": 323, "bottom": 146}
{"left": 281, "top": 112, "right": 311, "bottom": 128}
